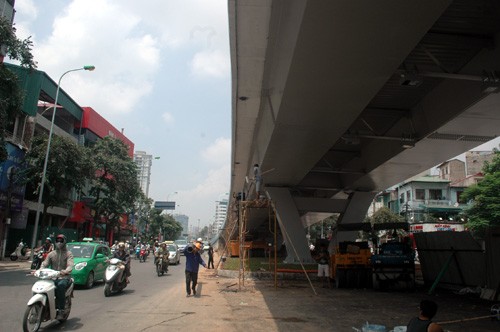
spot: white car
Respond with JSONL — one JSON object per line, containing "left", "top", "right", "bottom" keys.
{"left": 174, "top": 239, "right": 188, "bottom": 255}
{"left": 167, "top": 244, "right": 180, "bottom": 265}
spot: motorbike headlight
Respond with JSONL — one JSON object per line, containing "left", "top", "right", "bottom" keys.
{"left": 75, "top": 262, "right": 87, "bottom": 270}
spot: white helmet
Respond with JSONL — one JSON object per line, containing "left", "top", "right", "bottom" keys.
{"left": 197, "top": 238, "right": 203, "bottom": 242}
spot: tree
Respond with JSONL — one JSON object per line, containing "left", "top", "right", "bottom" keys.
{"left": 0, "top": 16, "right": 36, "bottom": 161}
{"left": 197, "top": 225, "right": 209, "bottom": 241}
{"left": 462, "top": 148, "right": 500, "bottom": 237}
{"left": 308, "top": 215, "right": 338, "bottom": 241}
{"left": 19, "top": 135, "right": 89, "bottom": 226}
{"left": 161, "top": 214, "right": 183, "bottom": 240}
{"left": 363, "top": 207, "right": 405, "bottom": 241}
{"left": 87, "top": 137, "right": 141, "bottom": 236}
{"left": 134, "top": 194, "right": 154, "bottom": 236}
{"left": 369, "top": 207, "right": 404, "bottom": 224}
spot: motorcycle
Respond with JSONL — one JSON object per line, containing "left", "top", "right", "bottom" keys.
{"left": 104, "top": 258, "right": 127, "bottom": 297}
{"left": 30, "top": 249, "right": 47, "bottom": 270}
{"left": 11, "top": 240, "right": 32, "bottom": 261}
{"left": 155, "top": 254, "right": 169, "bottom": 276}
{"left": 23, "top": 269, "right": 74, "bottom": 332}
{"left": 135, "top": 246, "right": 140, "bottom": 260}
{"left": 139, "top": 248, "right": 147, "bottom": 263}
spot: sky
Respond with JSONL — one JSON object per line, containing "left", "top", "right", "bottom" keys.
{"left": 11, "top": 0, "right": 232, "bottom": 228}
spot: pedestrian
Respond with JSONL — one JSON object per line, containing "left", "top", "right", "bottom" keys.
{"left": 183, "top": 241, "right": 207, "bottom": 297}
{"left": 317, "top": 247, "right": 330, "bottom": 288}
{"left": 207, "top": 243, "right": 214, "bottom": 269}
{"left": 407, "top": 300, "right": 443, "bottom": 332}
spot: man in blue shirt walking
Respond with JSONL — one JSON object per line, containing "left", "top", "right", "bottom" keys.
{"left": 183, "top": 241, "right": 207, "bottom": 297}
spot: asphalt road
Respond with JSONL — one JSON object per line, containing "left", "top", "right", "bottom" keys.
{"left": 0, "top": 254, "right": 193, "bottom": 332}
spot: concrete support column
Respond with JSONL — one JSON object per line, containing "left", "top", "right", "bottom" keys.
{"left": 329, "top": 191, "right": 377, "bottom": 253}
{"left": 266, "top": 187, "right": 314, "bottom": 263}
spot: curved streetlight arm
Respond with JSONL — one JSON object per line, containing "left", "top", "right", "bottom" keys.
{"left": 30, "top": 65, "right": 95, "bottom": 259}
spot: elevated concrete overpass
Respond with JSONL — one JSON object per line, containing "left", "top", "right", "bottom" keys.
{"left": 228, "top": 0, "right": 500, "bottom": 262}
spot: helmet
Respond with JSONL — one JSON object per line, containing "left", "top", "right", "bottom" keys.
{"left": 160, "top": 242, "right": 166, "bottom": 247}
{"left": 118, "top": 242, "right": 125, "bottom": 249}
{"left": 197, "top": 238, "right": 203, "bottom": 242}
{"left": 55, "top": 234, "right": 67, "bottom": 244}
{"left": 46, "top": 237, "right": 52, "bottom": 243}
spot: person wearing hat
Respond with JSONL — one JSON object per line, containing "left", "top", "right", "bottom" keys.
{"left": 196, "top": 238, "right": 205, "bottom": 254}
{"left": 183, "top": 241, "right": 207, "bottom": 297}
{"left": 113, "top": 242, "right": 131, "bottom": 283}
{"left": 36, "top": 237, "right": 54, "bottom": 254}
{"left": 39, "top": 234, "right": 74, "bottom": 320}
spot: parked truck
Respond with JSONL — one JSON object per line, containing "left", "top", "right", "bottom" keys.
{"left": 371, "top": 223, "right": 415, "bottom": 289}
{"left": 331, "top": 240, "right": 372, "bottom": 288}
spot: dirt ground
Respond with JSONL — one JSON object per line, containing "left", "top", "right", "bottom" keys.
{"left": 204, "top": 268, "right": 499, "bottom": 332}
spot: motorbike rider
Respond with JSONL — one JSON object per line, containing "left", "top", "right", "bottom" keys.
{"left": 113, "top": 242, "right": 131, "bottom": 283}
{"left": 38, "top": 234, "right": 74, "bottom": 320}
{"left": 155, "top": 242, "right": 169, "bottom": 265}
{"left": 36, "top": 237, "right": 54, "bottom": 254}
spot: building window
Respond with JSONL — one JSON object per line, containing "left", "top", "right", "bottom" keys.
{"left": 429, "top": 189, "right": 442, "bottom": 200}
{"left": 415, "top": 189, "right": 425, "bottom": 200}
{"left": 456, "top": 191, "right": 465, "bottom": 204}
{"left": 406, "top": 191, "right": 411, "bottom": 201}
{"left": 400, "top": 193, "right": 405, "bottom": 203}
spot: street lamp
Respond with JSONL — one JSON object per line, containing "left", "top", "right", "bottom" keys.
{"left": 30, "top": 65, "right": 95, "bottom": 258}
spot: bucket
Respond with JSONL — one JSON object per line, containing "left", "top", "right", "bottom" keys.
{"left": 390, "top": 327, "right": 407, "bottom": 332}
{"left": 362, "top": 324, "right": 386, "bottom": 332}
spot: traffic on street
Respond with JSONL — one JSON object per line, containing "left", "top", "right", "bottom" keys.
{"left": 0, "top": 251, "right": 215, "bottom": 332}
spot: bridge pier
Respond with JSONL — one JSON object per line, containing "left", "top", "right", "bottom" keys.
{"left": 266, "top": 187, "right": 315, "bottom": 264}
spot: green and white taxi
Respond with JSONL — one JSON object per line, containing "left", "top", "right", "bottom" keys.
{"left": 67, "top": 239, "right": 112, "bottom": 288}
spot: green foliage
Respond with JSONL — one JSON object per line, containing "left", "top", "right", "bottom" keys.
{"left": 87, "top": 136, "right": 141, "bottom": 227}
{"left": 364, "top": 207, "right": 405, "bottom": 240}
{"left": 222, "top": 257, "right": 317, "bottom": 272}
{"left": 197, "top": 225, "right": 209, "bottom": 240}
{"left": 369, "top": 207, "right": 404, "bottom": 224}
{"left": 138, "top": 208, "right": 182, "bottom": 240}
{"left": 0, "top": 16, "right": 36, "bottom": 68}
{"left": 19, "top": 135, "right": 88, "bottom": 225}
{"left": 0, "top": 16, "right": 36, "bottom": 161}
{"left": 462, "top": 148, "right": 500, "bottom": 236}
{"left": 308, "top": 215, "right": 338, "bottom": 241}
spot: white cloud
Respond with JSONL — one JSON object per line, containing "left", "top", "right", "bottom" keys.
{"left": 162, "top": 112, "right": 174, "bottom": 124}
{"left": 202, "top": 137, "right": 230, "bottom": 165}
{"left": 13, "top": 0, "right": 38, "bottom": 21}
{"left": 29, "top": 0, "right": 160, "bottom": 116}
{"left": 176, "top": 163, "right": 230, "bottom": 225}
{"left": 190, "top": 49, "right": 230, "bottom": 79}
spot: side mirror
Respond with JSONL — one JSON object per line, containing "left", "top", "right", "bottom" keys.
{"left": 96, "top": 253, "right": 105, "bottom": 259}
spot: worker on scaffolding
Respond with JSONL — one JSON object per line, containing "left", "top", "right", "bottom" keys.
{"left": 254, "top": 163, "right": 262, "bottom": 199}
